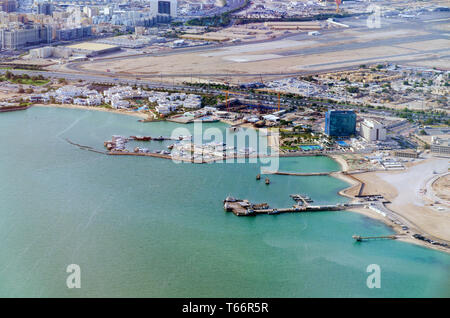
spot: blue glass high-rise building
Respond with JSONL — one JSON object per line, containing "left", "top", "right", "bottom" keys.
{"left": 324, "top": 110, "right": 356, "bottom": 137}
{"left": 158, "top": 1, "right": 171, "bottom": 14}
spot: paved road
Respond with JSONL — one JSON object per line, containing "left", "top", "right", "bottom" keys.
{"left": 424, "top": 172, "right": 450, "bottom": 206}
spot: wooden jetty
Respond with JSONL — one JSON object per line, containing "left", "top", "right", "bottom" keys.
{"left": 223, "top": 196, "right": 353, "bottom": 217}
{"left": 290, "top": 194, "right": 313, "bottom": 206}
{"left": 352, "top": 235, "right": 397, "bottom": 242}
{"left": 262, "top": 170, "right": 335, "bottom": 176}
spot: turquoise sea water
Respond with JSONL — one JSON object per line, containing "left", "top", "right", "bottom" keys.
{"left": 0, "top": 107, "right": 449, "bottom": 297}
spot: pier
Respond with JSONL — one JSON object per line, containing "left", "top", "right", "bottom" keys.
{"left": 263, "top": 170, "right": 335, "bottom": 176}
{"left": 65, "top": 139, "right": 107, "bottom": 155}
{"left": 223, "top": 196, "right": 362, "bottom": 217}
{"left": 352, "top": 235, "right": 397, "bottom": 241}
{"left": 290, "top": 194, "right": 314, "bottom": 206}
{"left": 108, "top": 151, "right": 171, "bottom": 159}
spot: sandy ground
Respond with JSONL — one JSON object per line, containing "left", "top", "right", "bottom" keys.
{"left": 335, "top": 156, "right": 450, "bottom": 253}
{"left": 432, "top": 173, "right": 450, "bottom": 202}
{"left": 342, "top": 206, "right": 445, "bottom": 252}
{"left": 75, "top": 25, "right": 449, "bottom": 84}
{"left": 33, "top": 104, "right": 150, "bottom": 119}
{"left": 329, "top": 154, "right": 350, "bottom": 171}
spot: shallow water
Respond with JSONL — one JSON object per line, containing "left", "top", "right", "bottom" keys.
{"left": 0, "top": 107, "right": 448, "bottom": 297}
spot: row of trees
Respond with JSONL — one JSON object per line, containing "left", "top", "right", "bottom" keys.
{"left": 3, "top": 71, "right": 45, "bottom": 82}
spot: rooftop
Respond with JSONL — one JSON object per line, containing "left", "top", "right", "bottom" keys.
{"left": 66, "top": 42, "right": 119, "bottom": 52}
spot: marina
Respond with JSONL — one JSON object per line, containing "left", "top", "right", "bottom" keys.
{"left": 103, "top": 134, "right": 271, "bottom": 163}
{"left": 1, "top": 0, "right": 450, "bottom": 299}
{"left": 1, "top": 106, "right": 449, "bottom": 297}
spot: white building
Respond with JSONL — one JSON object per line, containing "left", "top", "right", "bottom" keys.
{"left": 155, "top": 104, "right": 178, "bottom": 114}
{"left": 29, "top": 46, "right": 53, "bottom": 58}
{"left": 431, "top": 136, "right": 450, "bottom": 157}
{"left": 73, "top": 98, "right": 88, "bottom": 106}
{"left": 55, "top": 85, "right": 84, "bottom": 97}
{"left": 110, "top": 97, "right": 130, "bottom": 109}
{"left": 360, "top": 119, "right": 387, "bottom": 142}
{"left": 263, "top": 114, "right": 279, "bottom": 122}
{"left": 87, "top": 96, "right": 103, "bottom": 106}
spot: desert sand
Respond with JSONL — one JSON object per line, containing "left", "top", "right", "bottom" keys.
{"left": 74, "top": 24, "right": 450, "bottom": 85}
{"left": 335, "top": 156, "right": 450, "bottom": 253}
{"left": 432, "top": 173, "right": 450, "bottom": 202}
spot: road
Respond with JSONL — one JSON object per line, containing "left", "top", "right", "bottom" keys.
{"left": 1, "top": 66, "right": 385, "bottom": 115}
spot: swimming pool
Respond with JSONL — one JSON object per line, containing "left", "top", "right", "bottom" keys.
{"left": 337, "top": 141, "right": 349, "bottom": 147}
{"left": 300, "top": 145, "right": 322, "bottom": 151}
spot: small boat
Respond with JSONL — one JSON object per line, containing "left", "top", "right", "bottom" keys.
{"left": 265, "top": 178, "right": 270, "bottom": 185}
{"left": 253, "top": 203, "right": 269, "bottom": 209}
{"left": 167, "top": 144, "right": 174, "bottom": 150}
{"left": 256, "top": 174, "right": 261, "bottom": 180}
{"left": 224, "top": 196, "right": 237, "bottom": 203}
{"left": 132, "top": 136, "right": 151, "bottom": 141}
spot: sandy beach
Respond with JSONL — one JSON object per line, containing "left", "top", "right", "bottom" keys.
{"left": 32, "top": 103, "right": 151, "bottom": 120}
{"left": 329, "top": 154, "right": 350, "bottom": 172}
{"left": 27, "top": 105, "right": 450, "bottom": 253}
{"left": 333, "top": 156, "right": 450, "bottom": 254}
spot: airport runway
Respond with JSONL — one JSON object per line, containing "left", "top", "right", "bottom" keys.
{"left": 60, "top": 11, "right": 450, "bottom": 81}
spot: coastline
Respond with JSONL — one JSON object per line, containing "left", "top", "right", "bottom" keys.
{"left": 32, "top": 103, "right": 151, "bottom": 120}
{"left": 30, "top": 105, "right": 450, "bottom": 254}
{"left": 329, "top": 155, "right": 450, "bottom": 254}
{"left": 328, "top": 154, "right": 350, "bottom": 172}
{"left": 343, "top": 206, "right": 446, "bottom": 252}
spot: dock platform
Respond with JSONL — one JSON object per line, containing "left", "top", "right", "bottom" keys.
{"left": 223, "top": 196, "right": 359, "bottom": 216}
{"left": 262, "top": 170, "right": 335, "bottom": 176}
{"left": 352, "top": 235, "right": 397, "bottom": 241}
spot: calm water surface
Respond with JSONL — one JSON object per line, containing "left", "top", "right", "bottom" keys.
{"left": 0, "top": 107, "right": 448, "bottom": 297}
